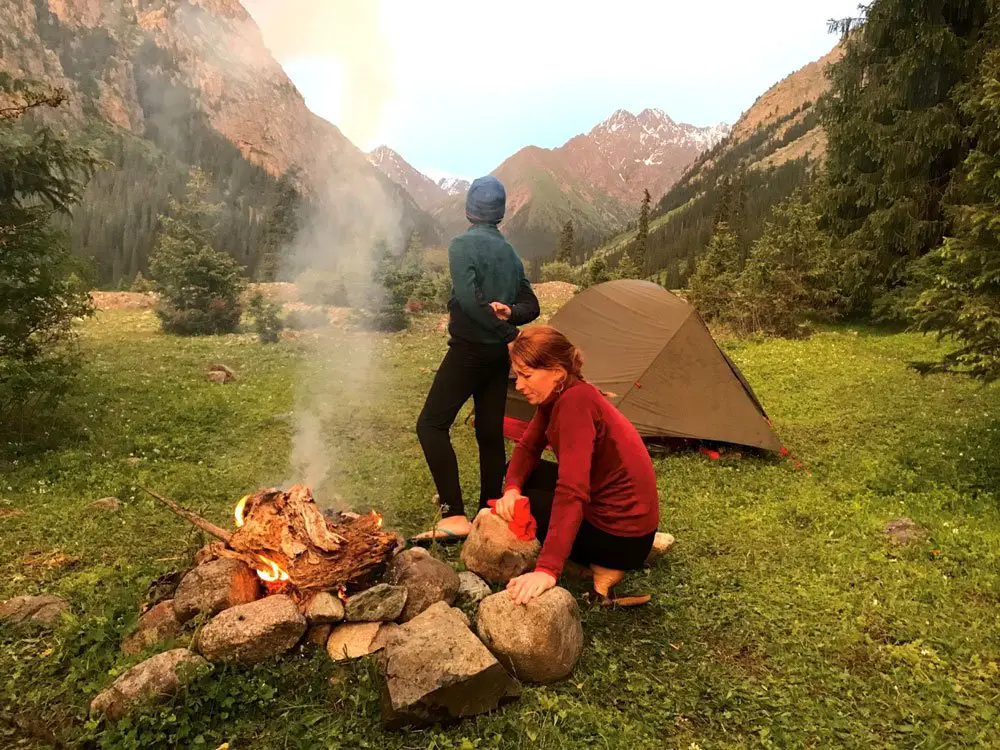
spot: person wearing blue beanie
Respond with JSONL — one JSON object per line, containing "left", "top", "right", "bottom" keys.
{"left": 412, "top": 176, "right": 540, "bottom": 544}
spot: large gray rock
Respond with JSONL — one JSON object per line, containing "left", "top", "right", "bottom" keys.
{"left": 122, "top": 600, "right": 183, "bottom": 655}
{"left": 0, "top": 594, "right": 70, "bottom": 626}
{"left": 387, "top": 548, "right": 460, "bottom": 622}
{"left": 460, "top": 509, "right": 540, "bottom": 584}
{"left": 172, "top": 558, "right": 261, "bottom": 623}
{"left": 197, "top": 595, "right": 306, "bottom": 664}
{"left": 377, "top": 601, "right": 520, "bottom": 728}
{"left": 476, "top": 588, "right": 583, "bottom": 683}
{"left": 305, "top": 592, "right": 345, "bottom": 625}
{"left": 345, "top": 584, "right": 407, "bottom": 622}
{"left": 90, "top": 649, "right": 208, "bottom": 722}
{"left": 456, "top": 572, "right": 492, "bottom": 609}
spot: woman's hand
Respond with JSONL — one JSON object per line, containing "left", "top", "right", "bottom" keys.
{"left": 494, "top": 488, "right": 523, "bottom": 522}
{"left": 490, "top": 301, "right": 512, "bottom": 320}
{"left": 506, "top": 570, "right": 557, "bottom": 605}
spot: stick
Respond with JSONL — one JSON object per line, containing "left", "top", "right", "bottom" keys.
{"left": 139, "top": 486, "right": 233, "bottom": 543}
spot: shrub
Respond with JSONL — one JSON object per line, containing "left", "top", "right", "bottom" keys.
{"left": 540, "top": 261, "right": 582, "bottom": 284}
{"left": 248, "top": 293, "right": 284, "bottom": 344}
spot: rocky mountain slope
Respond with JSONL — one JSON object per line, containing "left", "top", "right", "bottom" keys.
{"left": 367, "top": 145, "right": 448, "bottom": 213}
{"left": 592, "top": 42, "right": 845, "bottom": 282}
{"left": 425, "top": 108, "right": 728, "bottom": 263}
{"left": 0, "top": 0, "right": 440, "bottom": 283}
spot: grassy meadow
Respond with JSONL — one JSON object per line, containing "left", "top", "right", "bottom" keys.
{"left": 1, "top": 292, "right": 999, "bottom": 749}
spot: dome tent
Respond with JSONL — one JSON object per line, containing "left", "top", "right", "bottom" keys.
{"left": 504, "top": 280, "right": 781, "bottom": 452}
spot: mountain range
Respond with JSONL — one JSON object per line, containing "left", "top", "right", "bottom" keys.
{"left": 369, "top": 110, "right": 730, "bottom": 262}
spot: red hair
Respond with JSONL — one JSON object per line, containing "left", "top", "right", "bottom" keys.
{"left": 509, "top": 325, "right": 584, "bottom": 378}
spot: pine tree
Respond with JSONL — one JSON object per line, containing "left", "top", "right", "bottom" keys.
{"left": 149, "top": 169, "right": 247, "bottom": 335}
{"left": 912, "top": 21, "right": 1000, "bottom": 381}
{"left": 556, "top": 220, "right": 575, "bottom": 263}
{"left": 637, "top": 188, "right": 651, "bottom": 261}
{"left": 257, "top": 168, "right": 302, "bottom": 282}
{"left": 615, "top": 249, "right": 642, "bottom": 280}
{"left": 0, "top": 74, "right": 98, "bottom": 436}
{"left": 821, "top": 0, "right": 993, "bottom": 319}
{"left": 688, "top": 223, "right": 742, "bottom": 321}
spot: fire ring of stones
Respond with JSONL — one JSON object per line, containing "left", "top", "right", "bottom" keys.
{"left": 83, "top": 485, "right": 591, "bottom": 728}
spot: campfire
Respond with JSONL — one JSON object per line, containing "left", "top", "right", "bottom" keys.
{"left": 142, "top": 484, "right": 400, "bottom": 604}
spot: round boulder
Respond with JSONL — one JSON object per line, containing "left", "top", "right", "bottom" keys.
{"left": 173, "top": 558, "right": 261, "bottom": 623}
{"left": 460, "top": 509, "right": 540, "bottom": 584}
{"left": 387, "top": 548, "right": 460, "bottom": 622}
{"left": 197, "top": 594, "right": 306, "bottom": 664}
{"left": 476, "top": 587, "right": 583, "bottom": 683}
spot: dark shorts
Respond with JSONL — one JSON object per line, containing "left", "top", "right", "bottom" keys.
{"left": 518, "top": 459, "right": 655, "bottom": 571}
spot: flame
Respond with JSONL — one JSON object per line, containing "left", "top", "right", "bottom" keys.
{"left": 337, "top": 585, "right": 348, "bottom": 603}
{"left": 371, "top": 511, "right": 383, "bottom": 530}
{"left": 234, "top": 495, "right": 249, "bottom": 528}
{"left": 255, "top": 555, "right": 290, "bottom": 583}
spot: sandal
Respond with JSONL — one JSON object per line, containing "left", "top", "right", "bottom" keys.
{"left": 584, "top": 589, "right": 652, "bottom": 608}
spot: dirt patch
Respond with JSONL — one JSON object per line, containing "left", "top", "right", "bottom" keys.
{"left": 0, "top": 508, "right": 25, "bottom": 520}
{"left": 90, "top": 291, "right": 157, "bottom": 310}
{"left": 20, "top": 549, "right": 82, "bottom": 570}
{"left": 533, "top": 281, "right": 578, "bottom": 310}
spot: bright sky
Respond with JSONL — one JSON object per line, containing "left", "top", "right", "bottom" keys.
{"left": 242, "top": 0, "right": 858, "bottom": 180}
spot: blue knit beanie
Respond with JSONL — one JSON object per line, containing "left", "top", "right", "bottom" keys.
{"left": 465, "top": 176, "right": 506, "bottom": 224}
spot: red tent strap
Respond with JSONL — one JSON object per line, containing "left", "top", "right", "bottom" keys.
{"left": 779, "top": 445, "right": 809, "bottom": 473}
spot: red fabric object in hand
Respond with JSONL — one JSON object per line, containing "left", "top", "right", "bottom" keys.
{"left": 487, "top": 497, "right": 537, "bottom": 541}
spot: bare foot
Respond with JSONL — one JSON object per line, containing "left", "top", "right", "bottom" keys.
{"left": 410, "top": 514, "right": 473, "bottom": 543}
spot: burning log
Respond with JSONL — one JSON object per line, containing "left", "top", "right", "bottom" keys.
{"left": 141, "top": 485, "right": 399, "bottom": 596}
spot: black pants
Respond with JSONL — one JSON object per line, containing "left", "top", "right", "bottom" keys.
{"left": 520, "top": 459, "right": 655, "bottom": 571}
{"left": 417, "top": 340, "right": 510, "bottom": 519}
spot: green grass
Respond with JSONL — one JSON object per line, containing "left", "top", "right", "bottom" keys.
{"left": 2, "top": 309, "right": 999, "bottom": 749}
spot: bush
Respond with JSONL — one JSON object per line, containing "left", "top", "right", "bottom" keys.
{"left": 540, "top": 261, "right": 582, "bottom": 284}
{"left": 248, "top": 293, "right": 284, "bottom": 344}
{"left": 408, "top": 271, "right": 451, "bottom": 313}
{"left": 148, "top": 170, "right": 246, "bottom": 336}
{"left": 284, "top": 307, "right": 329, "bottom": 330}
{"left": 130, "top": 271, "right": 154, "bottom": 293}
{"left": 297, "top": 270, "right": 350, "bottom": 307}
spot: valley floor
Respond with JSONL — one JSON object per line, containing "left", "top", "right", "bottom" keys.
{"left": 1, "top": 302, "right": 999, "bottom": 749}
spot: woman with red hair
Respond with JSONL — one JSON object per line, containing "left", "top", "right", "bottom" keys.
{"left": 497, "top": 325, "right": 661, "bottom": 606}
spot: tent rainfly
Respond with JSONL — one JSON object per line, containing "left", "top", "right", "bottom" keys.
{"left": 504, "top": 279, "right": 782, "bottom": 452}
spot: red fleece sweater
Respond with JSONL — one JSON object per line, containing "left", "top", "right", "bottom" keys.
{"left": 504, "top": 380, "right": 660, "bottom": 578}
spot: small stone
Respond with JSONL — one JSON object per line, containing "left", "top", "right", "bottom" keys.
{"left": 345, "top": 584, "right": 407, "bottom": 622}
{"left": 646, "top": 532, "right": 676, "bottom": 564}
{"left": 122, "top": 600, "right": 182, "bottom": 655}
{"left": 460, "top": 509, "right": 540, "bottom": 584}
{"left": 173, "top": 558, "right": 261, "bottom": 623}
{"left": 387, "top": 548, "right": 460, "bottom": 622}
{"left": 377, "top": 601, "right": 520, "bottom": 728}
{"left": 884, "top": 518, "right": 926, "bottom": 546}
{"left": 197, "top": 595, "right": 306, "bottom": 664}
{"left": 305, "top": 592, "right": 345, "bottom": 624}
{"left": 326, "top": 622, "right": 388, "bottom": 661}
{"left": 90, "top": 497, "right": 121, "bottom": 512}
{"left": 206, "top": 364, "right": 236, "bottom": 384}
{"left": 0, "top": 594, "right": 70, "bottom": 626}
{"left": 306, "top": 624, "right": 333, "bottom": 646}
{"left": 456, "top": 572, "right": 492, "bottom": 609}
{"left": 476, "top": 587, "right": 583, "bottom": 684}
{"left": 90, "top": 649, "right": 207, "bottom": 722}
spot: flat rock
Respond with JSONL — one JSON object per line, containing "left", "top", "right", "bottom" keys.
{"left": 0, "top": 594, "right": 70, "bottom": 626}
{"left": 377, "top": 601, "right": 520, "bottom": 728}
{"left": 387, "top": 548, "right": 460, "bottom": 622}
{"left": 456, "top": 571, "right": 492, "bottom": 609}
{"left": 345, "top": 583, "right": 407, "bottom": 622}
{"left": 198, "top": 595, "right": 306, "bottom": 664}
{"left": 90, "top": 497, "right": 121, "bottom": 511}
{"left": 646, "top": 532, "right": 676, "bottom": 564}
{"left": 476, "top": 588, "right": 583, "bottom": 683}
{"left": 122, "top": 600, "right": 183, "bottom": 655}
{"left": 305, "top": 592, "right": 345, "bottom": 625}
{"left": 90, "top": 648, "right": 207, "bottom": 722}
{"left": 173, "top": 558, "right": 261, "bottom": 623}
{"left": 326, "top": 621, "right": 396, "bottom": 661}
{"left": 884, "top": 517, "right": 926, "bottom": 545}
{"left": 460, "top": 509, "right": 540, "bottom": 584}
